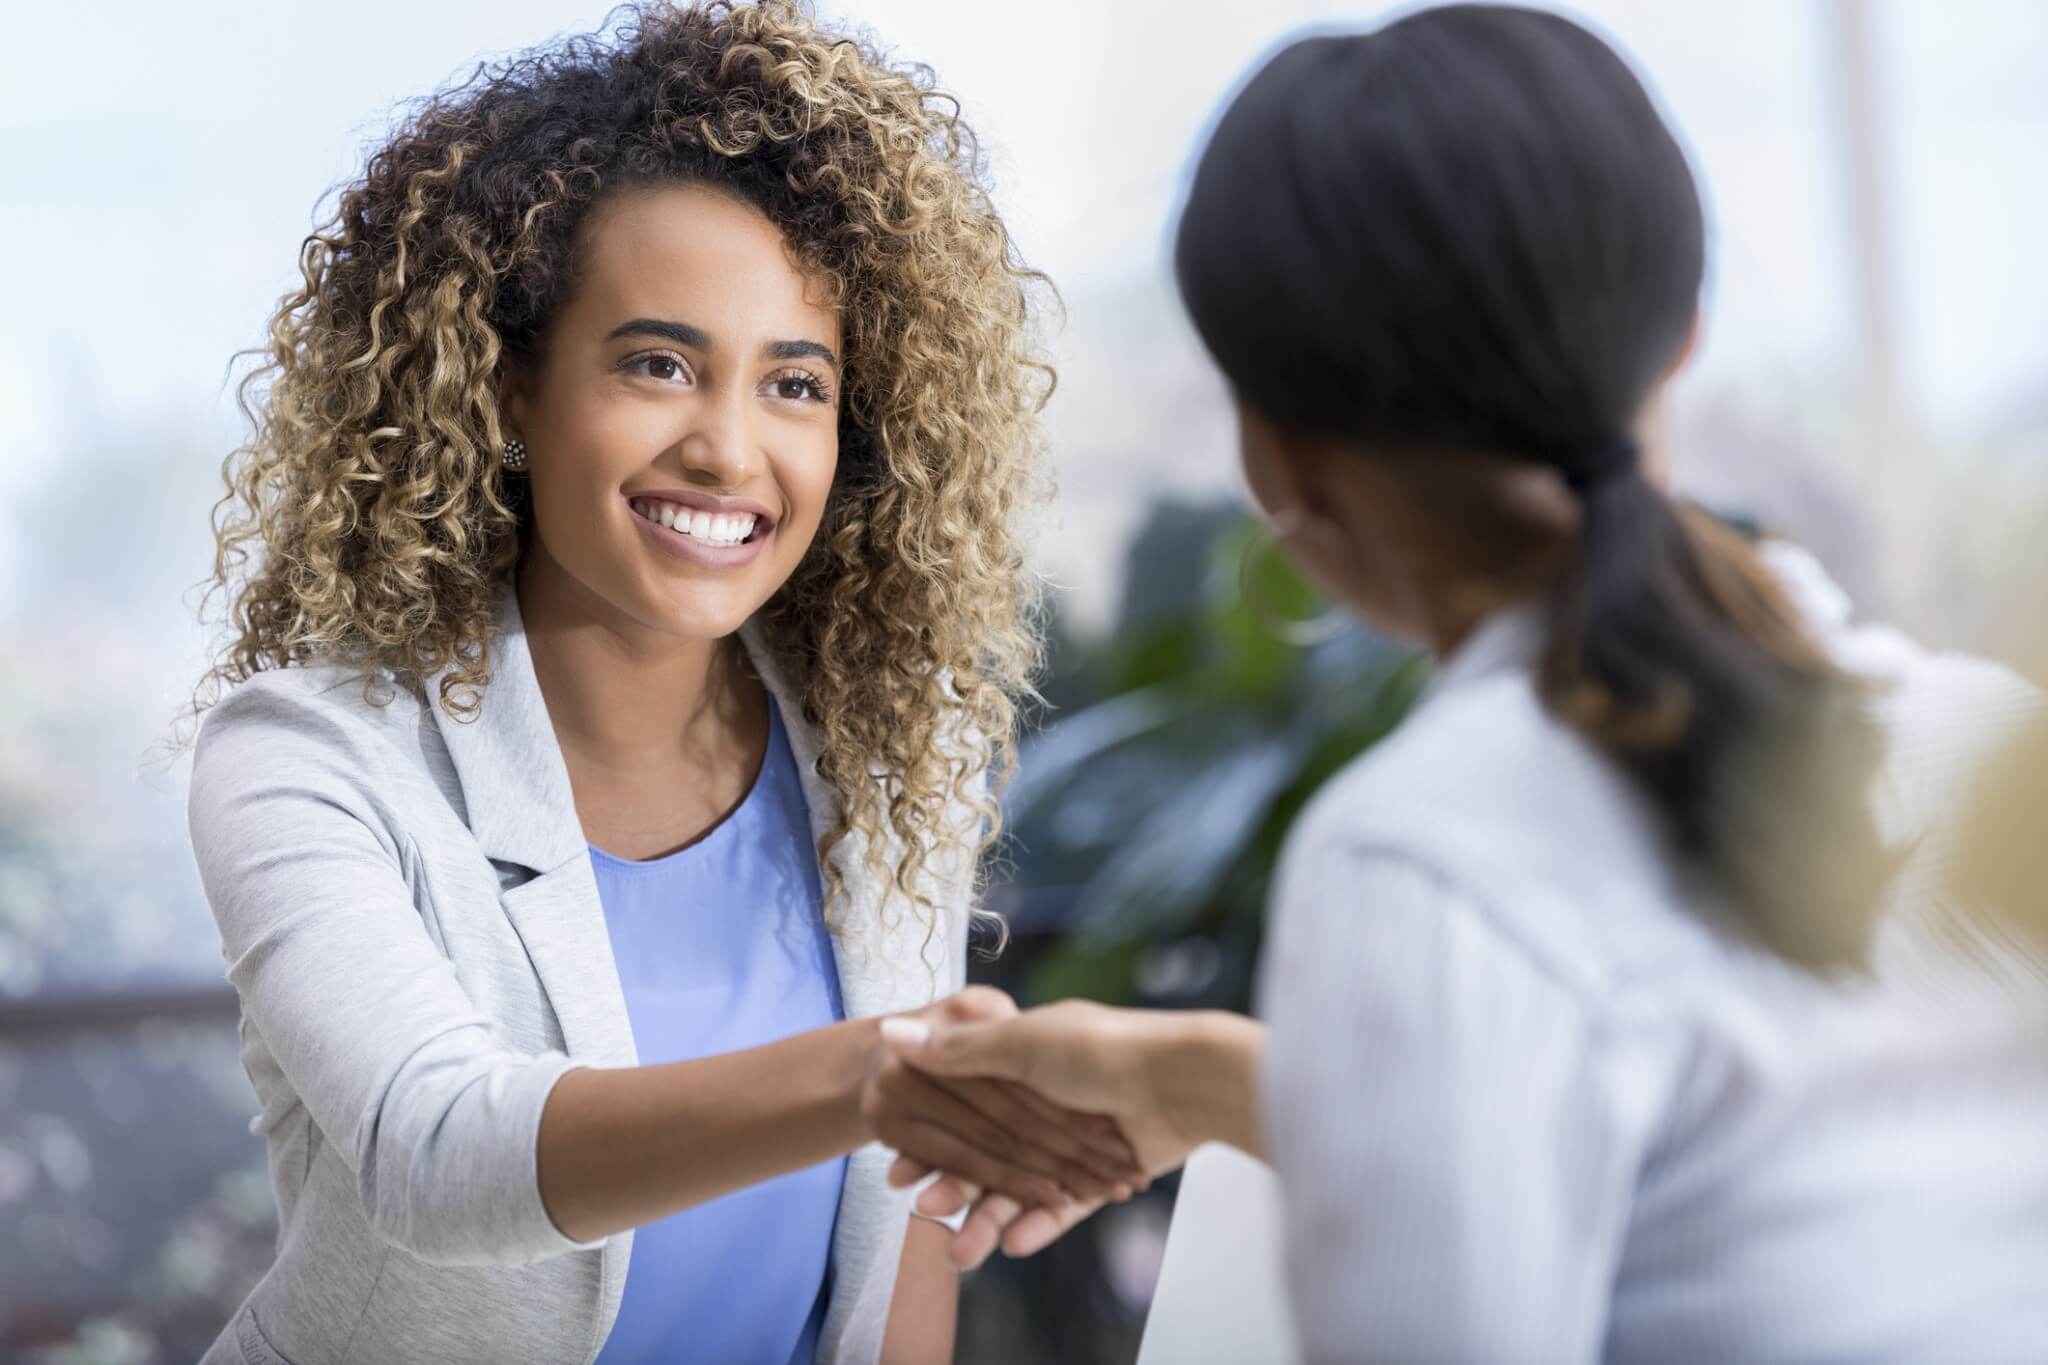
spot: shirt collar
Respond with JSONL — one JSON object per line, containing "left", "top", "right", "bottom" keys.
{"left": 1421, "top": 599, "right": 1549, "bottom": 702}
{"left": 1417, "top": 537, "right": 1871, "bottom": 704}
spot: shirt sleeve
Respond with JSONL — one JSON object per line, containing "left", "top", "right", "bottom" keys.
{"left": 187, "top": 677, "right": 607, "bottom": 1267}
{"left": 1256, "top": 842, "right": 1682, "bottom": 1364}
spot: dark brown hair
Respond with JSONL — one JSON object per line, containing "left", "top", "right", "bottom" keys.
{"left": 1176, "top": 4, "right": 1891, "bottom": 967}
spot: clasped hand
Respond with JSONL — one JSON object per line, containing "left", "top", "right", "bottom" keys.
{"left": 859, "top": 989, "right": 1218, "bottom": 1270}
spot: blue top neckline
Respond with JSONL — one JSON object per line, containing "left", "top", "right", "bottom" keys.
{"left": 585, "top": 694, "right": 783, "bottom": 872}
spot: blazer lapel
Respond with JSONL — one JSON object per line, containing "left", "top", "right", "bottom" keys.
{"left": 427, "top": 579, "right": 637, "bottom": 1071}
{"left": 736, "top": 616, "right": 925, "bottom": 1024}
{"left": 425, "top": 588, "right": 936, "bottom": 1365}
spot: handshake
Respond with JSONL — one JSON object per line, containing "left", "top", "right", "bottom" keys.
{"left": 858, "top": 987, "right": 1266, "bottom": 1270}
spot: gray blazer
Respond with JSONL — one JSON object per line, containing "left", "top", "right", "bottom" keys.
{"left": 186, "top": 578, "right": 972, "bottom": 1365}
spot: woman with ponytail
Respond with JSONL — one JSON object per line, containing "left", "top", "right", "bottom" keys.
{"left": 881, "top": 6, "right": 2048, "bottom": 1360}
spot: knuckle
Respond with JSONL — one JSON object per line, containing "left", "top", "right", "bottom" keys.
{"left": 950, "top": 985, "right": 1014, "bottom": 1022}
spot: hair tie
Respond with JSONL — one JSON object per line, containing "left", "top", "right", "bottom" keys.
{"left": 1564, "top": 434, "right": 1639, "bottom": 493}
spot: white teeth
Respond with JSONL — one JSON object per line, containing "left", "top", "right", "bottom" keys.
{"left": 635, "top": 498, "right": 759, "bottom": 546}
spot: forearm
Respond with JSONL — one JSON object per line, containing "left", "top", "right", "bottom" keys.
{"left": 1153, "top": 1010, "right": 1269, "bottom": 1161}
{"left": 880, "top": 1216, "right": 959, "bottom": 1365}
{"left": 538, "top": 1017, "right": 879, "bottom": 1243}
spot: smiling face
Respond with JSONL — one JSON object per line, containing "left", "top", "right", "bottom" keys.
{"left": 501, "top": 182, "right": 843, "bottom": 639}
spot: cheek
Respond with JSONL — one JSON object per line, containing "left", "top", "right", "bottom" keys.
{"left": 523, "top": 443, "right": 617, "bottom": 558}
{"left": 1235, "top": 420, "right": 1288, "bottom": 520}
{"left": 777, "top": 433, "right": 841, "bottom": 539}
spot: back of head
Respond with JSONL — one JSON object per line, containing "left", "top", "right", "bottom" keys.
{"left": 1176, "top": 3, "right": 1892, "bottom": 969}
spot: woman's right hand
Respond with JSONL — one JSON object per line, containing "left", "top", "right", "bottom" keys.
{"left": 883, "top": 1000, "right": 1217, "bottom": 1172}
{"left": 859, "top": 988, "right": 1148, "bottom": 1211}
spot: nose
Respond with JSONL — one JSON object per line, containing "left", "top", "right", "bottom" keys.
{"left": 673, "top": 378, "right": 753, "bottom": 488}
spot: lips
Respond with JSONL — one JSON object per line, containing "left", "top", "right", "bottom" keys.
{"left": 624, "top": 488, "right": 777, "bottom": 535}
{"left": 626, "top": 493, "right": 774, "bottom": 569}
{"left": 629, "top": 496, "right": 760, "bottom": 547}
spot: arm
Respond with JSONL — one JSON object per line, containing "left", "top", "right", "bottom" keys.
{"left": 884, "top": 1003, "right": 1265, "bottom": 1164}
{"left": 879, "top": 1216, "right": 959, "bottom": 1365}
{"left": 1257, "top": 847, "right": 1678, "bottom": 1363}
{"left": 536, "top": 1020, "right": 875, "bottom": 1242}
{"left": 190, "top": 684, "right": 1128, "bottom": 1266}
{"left": 1151, "top": 1008, "right": 1267, "bottom": 1159}
{"left": 190, "top": 683, "right": 591, "bottom": 1266}
{"left": 538, "top": 985, "right": 1134, "bottom": 1243}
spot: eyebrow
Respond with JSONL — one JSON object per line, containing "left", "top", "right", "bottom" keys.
{"left": 604, "top": 318, "right": 840, "bottom": 370}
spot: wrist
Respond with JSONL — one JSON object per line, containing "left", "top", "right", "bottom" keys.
{"left": 1150, "top": 1010, "right": 1266, "bottom": 1157}
{"left": 843, "top": 1016, "right": 887, "bottom": 1145}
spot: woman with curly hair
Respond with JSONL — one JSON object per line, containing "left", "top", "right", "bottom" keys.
{"left": 181, "top": 3, "right": 1141, "bottom": 1362}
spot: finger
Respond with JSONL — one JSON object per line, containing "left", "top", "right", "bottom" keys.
{"left": 998, "top": 1088, "right": 1148, "bottom": 1195}
{"left": 881, "top": 1015, "right": 1035, "bottom": 1085}
{"left": 916, "top": 1174, "right": 978, "bottom": 1218}
{"left": 888, "top": 1155, "right": 933, "bottom": 1189}
{"left": 942, "top": 985, "right": 1018, "bottom": 1023}
{"left": 949, "top": 1192, "right": 1023, "bottom": 1271}
{"left": 1003, "top": 1204, "right": 1081, "bottom": 1259}
{"left": 1001, "top": 1082, "right": 1144, "bottom": 1174}
{"left": 881, "top": 1114, "right": 1066, "bottom": 1209}
{"left": 950, "top": 1077, "right": 1137, "bottom": 1199}
{"left": 891, "top": 1068, "right": 1097, "bottom": 1198}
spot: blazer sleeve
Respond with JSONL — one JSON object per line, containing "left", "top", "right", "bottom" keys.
{"left": 1256, "top": 840, "right": 1686, "bottom": 1364}
{"left": 186, "top": 674, "right": 607, "bottom": 1268}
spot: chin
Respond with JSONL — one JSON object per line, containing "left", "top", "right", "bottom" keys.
{"left": 641, "top": 590, "right": 760, "bottom": 642}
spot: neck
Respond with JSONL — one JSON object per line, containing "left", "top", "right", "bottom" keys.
{"left": 1327, "top": 452, "right": 1576, "bottom": 661}
{"left": 515, "top": 549, "right": 759, "bottom": 778}
{"left": 1420, "top": 588, "right": 1506, "bottom": 659}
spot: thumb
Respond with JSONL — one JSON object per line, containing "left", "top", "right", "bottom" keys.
{"left": 880, "top": 1015, "right": 1030, "bottom": 1083}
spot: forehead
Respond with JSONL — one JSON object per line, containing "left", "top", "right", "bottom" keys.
{"left": 568, "top": 183, "right": 839, "bottom": 344}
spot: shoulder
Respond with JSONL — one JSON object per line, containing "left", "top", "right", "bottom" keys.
{"left": 196, "top": 660, "right": 430, "bottom": 758}
{"left": 1290, "top": 668, "right": 1664, "bottom": 889}
{"left": 1762, "top": 537, "right": 2046, "bottom": 836}
{"left": 1276, "top": 670, "right": 1702, "bottom": 1000}
{"left": 188, "top": 661, "right": 440, "bottom": 826}
{"left": 1859, "top": 633, "right": 2041, "bottom": 798}
{"left": 1759, "top": 536, "right": 2040, "bottom": 739}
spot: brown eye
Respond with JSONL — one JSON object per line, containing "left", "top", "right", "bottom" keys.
{"left": 764, "top": 369, "right": 831, "bottom": 404}
{"left": 621, "top": 351, "right": 690, "bottom": 384}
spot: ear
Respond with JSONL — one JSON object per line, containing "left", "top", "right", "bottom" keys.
{"left": 1236, "top": 403, "right": 1329, "bottom": 524}
{"left": 496, "top": 364, "right": 531, "bottom": 441}
{"left": 1664, "top": 307, "right": 1703, "bottom": 380}
{"left": 1635, "top": 310, "right": 1701, "bottom": 489}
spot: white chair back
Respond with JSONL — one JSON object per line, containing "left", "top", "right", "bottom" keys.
{"left": 1135, "top": 1142, "right": 1302, "bottom": 1365}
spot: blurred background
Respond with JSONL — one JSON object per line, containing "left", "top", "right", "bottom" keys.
{"left": 1, "top": 1, "right": 2043, "bottom": 1360}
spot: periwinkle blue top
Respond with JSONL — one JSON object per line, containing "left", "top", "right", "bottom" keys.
{"left": 589, "top": 696, "right": 847, "bottom": 1365}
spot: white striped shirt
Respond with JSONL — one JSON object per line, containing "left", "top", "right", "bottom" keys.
{"left": 1255, "top": 542, "right": 2048, "bottom": 1363}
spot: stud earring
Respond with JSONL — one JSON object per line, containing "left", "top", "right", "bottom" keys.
{"left": 502, "top": 437, "right": 528, "bottom": 471}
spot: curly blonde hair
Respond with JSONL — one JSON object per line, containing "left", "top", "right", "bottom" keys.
{"left": 188, "top": 0, "right": 1051, "bottom": 945}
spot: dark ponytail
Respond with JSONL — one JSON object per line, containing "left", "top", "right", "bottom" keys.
{"left": 1175, "top": 4, "right": 1891, "bottom": 967}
